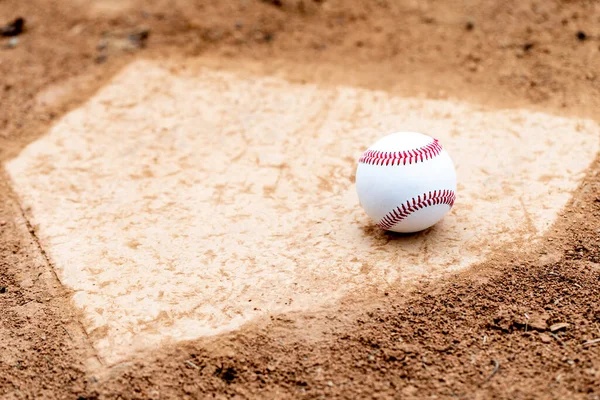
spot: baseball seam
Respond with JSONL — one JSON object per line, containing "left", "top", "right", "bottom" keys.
{"left": 359, "top": 139, "right": 443, "bottom": 166}
{"left": 378, "top": 190, "right": 456, "bottom": 231}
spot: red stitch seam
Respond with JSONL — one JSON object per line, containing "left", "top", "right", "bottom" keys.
{"left": 377, "top": 190, "right": 456, "bottom": 230}
{"left": 359, "top": 139, "right": 442, "bottom": 166}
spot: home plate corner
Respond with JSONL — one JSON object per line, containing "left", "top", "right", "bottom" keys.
{"left": 4, "top": 59, "right": 599, "bottom": 366}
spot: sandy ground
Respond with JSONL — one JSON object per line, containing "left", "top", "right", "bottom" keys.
{"left": 1, "top": 0, "right": 600, "bottom": 399}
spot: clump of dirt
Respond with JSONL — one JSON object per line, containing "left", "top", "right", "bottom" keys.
{"left": 1, "top": 0, "right": 600, "bottom": 398}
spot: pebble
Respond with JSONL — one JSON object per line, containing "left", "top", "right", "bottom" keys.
{"left": 6, "top": 37, "right": 18, "bottom": 48}
{"left": 550, "top": 322, "right": 569, "bottom": 332}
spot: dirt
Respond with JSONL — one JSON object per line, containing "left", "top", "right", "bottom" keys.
{"left": 1, "top": 0, "right": 600, "bottom": 399}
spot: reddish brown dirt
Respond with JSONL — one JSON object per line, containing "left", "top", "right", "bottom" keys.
{"left": 1, "top": 0, "right": 600, "bottom": 398}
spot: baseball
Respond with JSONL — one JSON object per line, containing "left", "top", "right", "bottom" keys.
{"left": 356, "top": 132, "right": 457, "bottom": 233}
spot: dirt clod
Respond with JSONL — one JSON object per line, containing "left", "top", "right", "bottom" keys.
{"left": 539, "top": 333, "right": 552, "bottom": 343}
{"left": 550, "top": 322, "right": 570, "bottom": 332}
{"left": 527, "top": 312, "right": 549, "bottom": 331}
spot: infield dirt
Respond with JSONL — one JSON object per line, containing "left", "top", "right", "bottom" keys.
{"left": 1, "top": 1, "right": 600, "bottom": 399}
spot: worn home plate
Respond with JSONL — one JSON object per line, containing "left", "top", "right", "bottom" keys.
{"left": 5, "top": 60, "right": 599, "bottom": 365}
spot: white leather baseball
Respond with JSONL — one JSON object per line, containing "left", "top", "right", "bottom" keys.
{"left": 356, "top": 132, "right": 457, "bottom": 233}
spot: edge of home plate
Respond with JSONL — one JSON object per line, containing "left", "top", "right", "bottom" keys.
{"left": 5, "top": 60, "right": 599, "bottom": 365}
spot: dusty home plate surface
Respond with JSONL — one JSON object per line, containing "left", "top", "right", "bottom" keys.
{"left": 5, "top": 60, "right": 599, "bottom": 365}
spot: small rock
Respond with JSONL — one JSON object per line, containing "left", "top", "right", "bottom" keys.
{"left": 492, "top": 309, "right": 513, "bottom": 331}
{"left": 550, "top": 322, "right": 569, "bottom": 332}
{"left": 576, "top": 31, "right": 587, "bottom": 41}
{"left": 0, "top": 220, "right": 6, "bottom": 226}
{"left": 539, "top": 333, "right": 552, "bottom": 343}
{"left": 6, "top": 37, "right": 18, "bottom": 48}
{"left": 1, "top": 17, "right": 24, "bottom": 37}
{"left": 465, "top": 20, "right": 474, "bottom": 31}
{"left": 327, "top": 381, "right": 333, "bottom": 387}
{"left": 0, "top": 287, "right": 6, "bottom": 293}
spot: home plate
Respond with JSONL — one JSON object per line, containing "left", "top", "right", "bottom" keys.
{"left": 5, "top": 60, "right": 599, "bottom": 365}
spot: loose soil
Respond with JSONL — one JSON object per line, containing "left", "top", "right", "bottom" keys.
{"left": 1, "top": 0, "right": 600, "bottom": 399}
